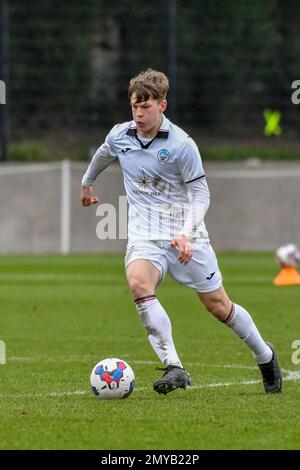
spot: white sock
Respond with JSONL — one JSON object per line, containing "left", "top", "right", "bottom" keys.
{"left": 223, "top": 303, "right": 273, "bottom": 364}
{"left": 135, "top": 295, "right": 183, "bottom": 367}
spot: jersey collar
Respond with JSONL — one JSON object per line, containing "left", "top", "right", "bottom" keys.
{"left": 126, "top": 115, "right": 170, "bottom": 139}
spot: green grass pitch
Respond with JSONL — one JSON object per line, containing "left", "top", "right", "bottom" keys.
{"left": 0, "top": 253, "right": 299, "bottom": 450}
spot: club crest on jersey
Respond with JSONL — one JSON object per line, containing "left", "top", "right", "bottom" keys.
{"left": 157, "top": 149, "right": 170, "bottom": 163}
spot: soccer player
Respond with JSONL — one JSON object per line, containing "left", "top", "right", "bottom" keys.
{"left": 81, "top": 69, "right": 282, "bottom": 395}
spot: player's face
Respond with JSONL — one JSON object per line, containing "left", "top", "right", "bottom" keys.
{"left": 131, "top": 94, "right": 167, "bottom": 137}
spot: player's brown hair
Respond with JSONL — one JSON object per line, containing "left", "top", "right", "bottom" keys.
{"left": 128, "top": 69, "right": 169, "bottom": 103}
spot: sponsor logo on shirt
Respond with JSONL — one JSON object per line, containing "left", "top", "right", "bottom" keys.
{"left": 131, "top": 171, "right": 161, "bottom": 196}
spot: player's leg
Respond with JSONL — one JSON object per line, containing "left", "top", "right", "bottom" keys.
{"left": 197, "top": 286, "right": 272, "bottom": 362}
{"left": 125, "top": 242, "right": 191, "bottom": 395}
{"left": 126, "top": 258, "right": 183, "bottom": 369}
{"left": 167, "top": 242, "right": 282, "bottom": 393}
{"left": 197, "top": 286, "right": 282, "bottom": 394}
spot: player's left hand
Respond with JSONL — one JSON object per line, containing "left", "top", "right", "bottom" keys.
{"left": 171, "top": 235, "right": 193, "bottom": 265}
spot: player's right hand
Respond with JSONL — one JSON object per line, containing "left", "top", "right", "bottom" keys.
{"left": 80, "top": 186, "right": 100, "bottom": 207}
{"left": 171, "top": 235, "right": 193, "bottom": 265}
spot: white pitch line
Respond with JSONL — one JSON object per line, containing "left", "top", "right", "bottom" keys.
{"left": 7, "top": 356, "right": 258, "bottom": 370}
{"left": 0, "top": 274, "right": 273, "bottom": 283}
{"left": 128, "top": 360, "right": 258, "bottom": 370}
{"left": 0, "top": 274, "right": 120, "bottom": 282}
{"left": 0, "top": 390, "right": 89, "bottom": 399}
{"left": 6, "top": 356, "right": 290, "bottom": 372}
{"left": 189, "top": 369, "right": 300, "bottom": 390}
{"left": 0, "top": 370, "right": 299, "bottom": 399}
{"left": 7, "top": 356, "right": 296, "bottom": 375}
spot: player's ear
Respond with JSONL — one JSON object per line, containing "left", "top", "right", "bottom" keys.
{"left": 161, "top": 99, "right": 167, "bottom": 112}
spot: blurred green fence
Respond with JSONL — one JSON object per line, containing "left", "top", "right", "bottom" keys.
{"left": 6, "top": 0, "right": 300, "bottom": 139}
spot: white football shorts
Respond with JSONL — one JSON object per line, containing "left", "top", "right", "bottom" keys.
{"left": 125, "top": 240, "right": 222, "bottom": 293}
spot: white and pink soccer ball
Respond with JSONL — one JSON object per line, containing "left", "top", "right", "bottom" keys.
{"left": 90, "top": 358, "right": 135, "bottom": 399}
{"left": 276, "top": 244, "right": 300, "bottom": 267}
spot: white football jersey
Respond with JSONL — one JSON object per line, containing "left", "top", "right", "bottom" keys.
{"left": 82, "top": 115, "right": 210, "bottom": 243}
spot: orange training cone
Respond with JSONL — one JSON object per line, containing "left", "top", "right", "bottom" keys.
{"left": 274, "top": 266, "right": 300, "bottom": 286}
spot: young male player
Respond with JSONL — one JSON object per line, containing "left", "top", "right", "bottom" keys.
{"left": 81, "top": 69, "right": 282, "bottom": 395}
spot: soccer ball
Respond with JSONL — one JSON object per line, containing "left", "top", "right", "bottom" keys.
{"left": 276, "top": 244, "right": 300, "bottom": 267}
{"left": 90, "top": 358, "right": 135, "bottom": 399}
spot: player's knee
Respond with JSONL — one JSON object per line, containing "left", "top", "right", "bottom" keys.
{"left": 205, "top": 299, "right": 229, "bottom": 320}
{"left": 128, "top": 276, "right": 151, "bottom": 298}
